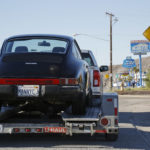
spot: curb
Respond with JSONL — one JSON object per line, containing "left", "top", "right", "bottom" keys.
{"left": 119, "top": 95, "right": 150, "bottom": 97}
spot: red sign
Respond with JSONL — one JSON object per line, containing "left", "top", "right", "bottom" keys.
{"left": 43, "top": 127, "right": 67, "bottom": 133}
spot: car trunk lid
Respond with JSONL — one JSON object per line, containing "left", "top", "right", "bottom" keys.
{"left": 0, "top": 53, "right": 65, "bottom": 78}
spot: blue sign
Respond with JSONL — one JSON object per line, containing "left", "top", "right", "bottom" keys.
{"left": 122, "top": 58, "right": 136, "bottom": 68}
{"left": 131, "top": 40, "right": 150, "bottom": 54}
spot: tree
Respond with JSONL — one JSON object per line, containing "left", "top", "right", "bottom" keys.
{"left": 133, "top": 67, "right": 139, "bottom": 73}
{"left": 144, "top": 70, "right": 150, "bottom": 88}
{"left": 127, "top": 75, "right": 133, "bottom": 82}
{"left": 133, "top": 67, "right": 139, "bottom": 82}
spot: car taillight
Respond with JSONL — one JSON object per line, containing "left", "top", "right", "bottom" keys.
{"left": 60, "top": 78, "right": 78, "bottom": 85}
{"left": 93, "top": 70, "right": 100, "bottom": 87}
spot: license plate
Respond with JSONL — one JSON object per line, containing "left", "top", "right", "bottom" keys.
{"left": 17, "top": 85, "right": 39, "bottom": 97}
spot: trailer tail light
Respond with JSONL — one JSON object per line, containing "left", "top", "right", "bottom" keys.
{"left": 101, "top": 118, "right": 108, "bottom": 126}
{"left": 60, "top": 78, "right": 78, "bottom": 85}
{"left": 14, "top": 128, "right": 20, "bottom": 133}
{"left": 36, "top": 128, "right": 42, "bottom": 132}
{"left": 93, "top": 70, "right": 100, "bottom": 87}
{"left": 25, "top": 128, "right": 31, "bottom": 133}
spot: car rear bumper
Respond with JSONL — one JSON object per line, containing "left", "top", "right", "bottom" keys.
{"left": 0, "top": 85, "right": 82, "bottom": 102}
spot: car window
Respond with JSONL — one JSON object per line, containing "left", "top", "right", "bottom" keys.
{"left": 4, "top": 38, "right": 68, "bottom": 54}
{"left": 81, "top": 53, "right": 94, "bottom": 66}
{"left": 74, "top": 43, "right": 82, "bottom": 59}
{"left": 72, "top": 44, "right": 78, "bottom": 58}
{"left": 72, "top": 43, "right": 82, "bottom": 59}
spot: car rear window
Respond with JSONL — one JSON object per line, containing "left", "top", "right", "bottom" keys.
{"left": 4, "top": 38, "right": 69, "bottom": 54}
{"left": 82, "top": 53, "right": 94, "bottom": 66}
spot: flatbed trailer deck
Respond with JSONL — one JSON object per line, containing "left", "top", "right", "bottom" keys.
{"left": 0, "top": 93, "right": 119, "bottom": 141}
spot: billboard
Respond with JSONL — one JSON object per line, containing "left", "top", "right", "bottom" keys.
{"left": 130, "top": 40, "right": 150, "bottom": 54}
{"left": 122, "top": 57, "right": 136, "bottom": 69}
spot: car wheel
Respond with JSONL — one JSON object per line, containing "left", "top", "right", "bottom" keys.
{"left": 72, "top": 92, "right": 86, "bottom": 115}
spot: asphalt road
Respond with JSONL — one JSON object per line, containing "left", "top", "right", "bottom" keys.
{"left": 0, "top": 95, "right": 150, "bottom": 150}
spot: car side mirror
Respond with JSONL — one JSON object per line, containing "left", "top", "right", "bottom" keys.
{"left": 99, "top": 65, "right": 109, "bottom": 72}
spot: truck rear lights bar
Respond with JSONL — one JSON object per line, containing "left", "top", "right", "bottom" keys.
{"left": 12, "top": 127, "right": 67, "bottom": 133}
{"left": 0, "top": 78, "right": 60, "bottom": 85}
{"left": 93, "top": 70, "right": 100, "bottom": 87}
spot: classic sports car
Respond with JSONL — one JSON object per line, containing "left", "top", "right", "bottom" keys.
{"left": 0, "top": 34, "right": 90, "bottom": 115}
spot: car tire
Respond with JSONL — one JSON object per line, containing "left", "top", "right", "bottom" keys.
{"left": 72, "top": 92, "right": 86, "bottom": 115}
{"left": 105, "top": 133, "right": 118, "bottom": 141}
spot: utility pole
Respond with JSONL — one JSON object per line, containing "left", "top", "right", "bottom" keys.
{"left": 106, "top": 12, "right": 115, "bottom": 91}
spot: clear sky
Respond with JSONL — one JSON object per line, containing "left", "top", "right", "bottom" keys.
{"left": 0, "top": 0, "right": 150, "bottom": 66}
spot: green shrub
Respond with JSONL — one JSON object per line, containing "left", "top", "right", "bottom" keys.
{"left": 144, "top": 70, "right": 150, "bottom": 88}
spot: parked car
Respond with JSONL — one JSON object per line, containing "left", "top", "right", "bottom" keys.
{"left": 0, "top": 34, "right": 91, "bottom": 115}
{"left": 81, "top": 50, "right": 108, "bottom": 98}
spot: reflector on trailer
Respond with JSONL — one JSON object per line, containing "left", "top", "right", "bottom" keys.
{"left": 36, "top": 128, "right": 42, "bottom": 132}
{"left": 101, "top": 118, "right": 108, "bottom": 126}
{"left": 114, "top": 108, "right": 118, "bottom": 116}
{"left": 115, "top": 119, "right": 118, "bottom": 125}
{"left": 14, "top": 128, "right": 20, "bottom": 133}
{"left": 95, "top": 129, "right": 107, "bottom": 133}
{"left": 25, "top": 128, "right": 31, "bottom": 132}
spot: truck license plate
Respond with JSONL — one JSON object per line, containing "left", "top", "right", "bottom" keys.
{"left": 17, "top": 85, "right": 39, "bottom": 97}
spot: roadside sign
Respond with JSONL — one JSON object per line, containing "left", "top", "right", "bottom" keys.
{"left": 105, "top": 74, "right": 109, "bottom": 79}
{"left": 122, "top": 73, "right": 129, "bottom": 76}
{"left": 143, "top": 26, "right": 150, "bottom": 41}
{"left": 122, "top": 57, "right": 136, "bottom": 68}
{"left": 130, "top": 40, "right": 150, "bottom": 54}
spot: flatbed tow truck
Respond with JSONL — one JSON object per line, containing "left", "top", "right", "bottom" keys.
{"left": 0, "top": 93, "right": 119, "bottom": 141}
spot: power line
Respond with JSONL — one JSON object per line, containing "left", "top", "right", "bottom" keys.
{"left": 73, "top": 33, "right": 109, "bottom": 41}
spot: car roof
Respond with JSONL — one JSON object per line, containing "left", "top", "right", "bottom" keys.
{"left": 5, "top": 34, "right": 74, "bottom": 41}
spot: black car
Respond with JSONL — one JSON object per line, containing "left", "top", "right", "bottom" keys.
{"left": 0, "top": 34, "right": 90, "bottom": 115}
